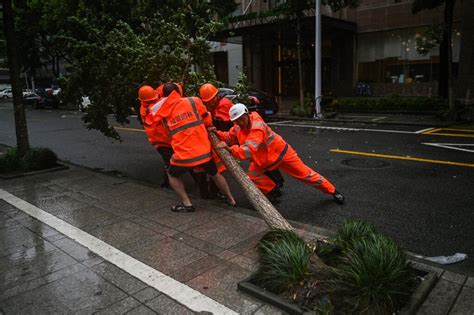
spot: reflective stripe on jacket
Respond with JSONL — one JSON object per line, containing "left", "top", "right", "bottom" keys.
{"left": 157, "top": 91, "right": 213, "bottom": 167}
{"left": 217, "top": 112, "right": 288, "bottom": 170}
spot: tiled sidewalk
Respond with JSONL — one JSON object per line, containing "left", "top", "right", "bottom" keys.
{"left": 0, "top": 165, "right": 473, "bottom": 314}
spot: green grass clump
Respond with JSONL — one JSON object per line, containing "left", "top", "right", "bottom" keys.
{"left": 335, "top": 219, "right": 379, "bottom": 251}
{"left": 23, "top": 147, "right": 58, "bottom": 171}
{"left": 254, "top": 230, "right": 311, "bottom": 293}
{"left": 0, "top": 147, "right": 22, "bottom": 173}
{"left": 0, "top": 147, "right": 57, "bottom": 174}
{"left": 316, "top": 220, "right": 378, "bottom": 262}
{"left": 332, "top": 233, "right": 416, "bottom": 314}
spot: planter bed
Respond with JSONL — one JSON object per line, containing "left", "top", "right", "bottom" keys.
{"left": 238, "top": 266, "right": 437, "bottom": 315}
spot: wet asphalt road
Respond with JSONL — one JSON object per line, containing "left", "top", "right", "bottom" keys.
{"left": 1, "top": 103, "right": 473, "bottom": 275}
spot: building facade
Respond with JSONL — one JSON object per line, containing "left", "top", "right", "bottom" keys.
{"left": 212, "top": 0, "right": 473, "bottom": 99}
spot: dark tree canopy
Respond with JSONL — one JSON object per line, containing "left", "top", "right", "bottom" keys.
{"left": 12, "top": 0, "right": 237, "bottom": 139}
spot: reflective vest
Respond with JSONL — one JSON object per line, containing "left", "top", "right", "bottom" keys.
{"left": 140, "top": 99, "right": 171, "bottom": 149}
{"left": 218, "top": 112, "right": 288, "bottom": 170}
{"left": 156, "top": 91, "right": 213, "bottom": 167}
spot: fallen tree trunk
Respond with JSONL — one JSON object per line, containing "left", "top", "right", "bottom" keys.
{"left": 208, "top": 132, "right": 295, "bottom": 232}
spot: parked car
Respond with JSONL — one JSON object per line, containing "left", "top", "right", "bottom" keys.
{"left": 0, "top": 88, "right": 13, "bottom": 99}
{"left": 23, "top": 92, "right": 43, "bottom": 109}
{"left": 45, "top": 87, "right": 61, "bottom": 96}
{"left": 218, "top": 87, "right": 279, "bottom": 118}
{"left": 36, "top": 89, "right": 60, "bottom": 109}
{"left": 23, "top": 90, "right": 59, "bottom": 109}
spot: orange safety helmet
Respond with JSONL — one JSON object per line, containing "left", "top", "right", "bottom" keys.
{"left": 200, "top": 83, "right": 218, "bottom": 102}
{"left": 138, "top": 85, "right": 158, "bottom": 102}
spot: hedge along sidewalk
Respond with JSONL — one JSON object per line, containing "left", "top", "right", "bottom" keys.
{"left": 0, "top": 145, "right": 66, "bottom": 179}
{"left": 271, "top": 112, "right": 456, "bottom": 127}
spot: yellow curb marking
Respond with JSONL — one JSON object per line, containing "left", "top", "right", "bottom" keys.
{"left": 422, "top": 128, "right": 474, "bottom": 138}
{"left": 422, "top": 128, "right": 442, "bottom": 134}
{"left": 114, "top": 126, "right": 145, "bottom": 132}
{"left": 331, "top": 149, "right": 474, "bottom": 168}
{"left": 440, "top": 128, "right": 474, "bottom": 132}
{"left": 428, "top": 133, "right": 474, "bottom": 138}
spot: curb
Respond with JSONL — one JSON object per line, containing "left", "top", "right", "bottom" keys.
{"left": 0, "top": 163, "right": 69, "bottom": 180}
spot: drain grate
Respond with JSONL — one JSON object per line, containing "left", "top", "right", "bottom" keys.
{"left": 341, "top": 158, "right": 391, "bottom": 169}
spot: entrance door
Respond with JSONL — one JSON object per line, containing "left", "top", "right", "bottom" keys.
{"left": 213, "top": 52, "right": 229, "bottom": 85}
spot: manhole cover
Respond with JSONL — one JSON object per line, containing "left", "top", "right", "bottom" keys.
{"left": 341, "top": 158, "right": 390, "bottom": 169}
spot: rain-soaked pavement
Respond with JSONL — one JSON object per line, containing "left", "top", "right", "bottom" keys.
{"left": 0, "top": 166, "right": 279, "bottom": 313}
{"left": 1, "top": 163, "right": 474, "bottom": 313}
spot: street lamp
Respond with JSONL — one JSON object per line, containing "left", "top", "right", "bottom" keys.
{"left": 314, "top": 0, "right": 322, "bottom": 119}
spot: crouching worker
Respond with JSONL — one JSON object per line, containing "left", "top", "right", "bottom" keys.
{"left": 154, "top": 83, "right": 236, "bottom": 212}
{"left": 211, "top": 103, "right": 345, "bottom": 204}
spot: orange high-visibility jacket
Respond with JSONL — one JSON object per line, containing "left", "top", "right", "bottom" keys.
{"left": 217, "top": 112, "right": 288, "bottom": 170}
{"left": 212, "top": 97, "right": 233, "bottom": 122}
{"left": 156, "top": 85, "right": 164, "bottom": 99}
{"left": 140, "top": 98, "right": 171, "bottom": 149}
{"left": 156, "top": 91, "right": 213, "bottom": 167}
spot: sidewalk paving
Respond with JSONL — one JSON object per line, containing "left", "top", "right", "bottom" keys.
{"left": 1, "top": 163, "right": 473, "bottom": 314}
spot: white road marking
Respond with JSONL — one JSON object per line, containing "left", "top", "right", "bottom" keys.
{"left": 338, "top": 115, "right": 375, "bottom": 118}
{"left": 0, "top": 189, "right": 237, "bottom": 315}
{"left": 268, "top": 122, "right": 417, "bottom": 134}
{"left": 371, "top": 116, "right": 386, "bottom": 122}
{"left": 422, "top": 143, "right": 474, "bottom": 153}
{"left": 416, "top": 127, "right": 435, "bottom": 134}
{"left": 269, "top": 120, "right": 293, "bottom": 124}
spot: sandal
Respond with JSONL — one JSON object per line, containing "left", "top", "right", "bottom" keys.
{"left": 226, "top": 200, "right": 237, "bottom": 207}
{"left": 171, "top": 204, "right": 195, "bottom": 213}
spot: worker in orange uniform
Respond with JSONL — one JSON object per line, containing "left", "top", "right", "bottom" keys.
{"left": 154, "top": 82, "right": 236, "bottom": 212}
{"left": 138, "top": 85, "right": 172, "bottom": 188}
{"left": 199, "top": 83, "right": 234, "bottom": 131}
{"left": 199, "top": 83, "right": 235, "bottom": 199}
{"left": 212, "top": 103, "right": 345, "bottom": 204}
{"left": 200, "top": 83, "right": 285, "bottom": 193}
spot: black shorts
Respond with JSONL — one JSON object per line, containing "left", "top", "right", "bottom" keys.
{"left": 157, "top": 146, "right": 173, "bottom": 170}
{"left": 168, "top": 159, "right": 217, "bottom": 177}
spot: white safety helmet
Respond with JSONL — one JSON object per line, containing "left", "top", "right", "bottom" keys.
{"left": 229, "top": 103, "right": 249, "bottom": 121}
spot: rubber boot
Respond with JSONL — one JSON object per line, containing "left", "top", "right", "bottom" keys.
{"left": 264, "top": 169, "right": 285, "bottom": 189}
{"left": 267, "top": 187, "right": 282, "bottom": 204}
{"left": 333, "top": 190, "right": 345, "bottom": 204}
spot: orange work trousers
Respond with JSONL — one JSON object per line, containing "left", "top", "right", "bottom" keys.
{"left": 247, "top": 145, "right": 336, "bottom": 195}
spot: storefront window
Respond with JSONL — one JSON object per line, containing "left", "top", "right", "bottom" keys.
{"left": 357, "top": 28, "right": 460, "bottom": 84}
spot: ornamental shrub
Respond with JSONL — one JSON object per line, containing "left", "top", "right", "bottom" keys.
{"left": 0, "top": 147, "right": 57, "bottom": 174}
{"left": 22, "top": 147, "right": 58, "bottom": 171}
{"left": 0, "top": 148, "right": 21, "bottom": 173}
{"left": 334, "top": 96, "right": 448, "bottom": 111}
{"left": 255, "top": 229, "right": 312, "bottom": 293}
{"left": 331, "top": 233, "right": 416, "bottom": 314}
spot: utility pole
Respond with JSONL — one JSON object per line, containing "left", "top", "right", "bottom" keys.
{"left": 313, "top": 0, "right": 322, "bottom": 119}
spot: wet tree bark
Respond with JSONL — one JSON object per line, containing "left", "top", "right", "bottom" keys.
{"left": 2, "top": 0, "right": 30, "bottom": 157}
{"left": 208, "top": 132, "right": 295, "bottom": 232}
